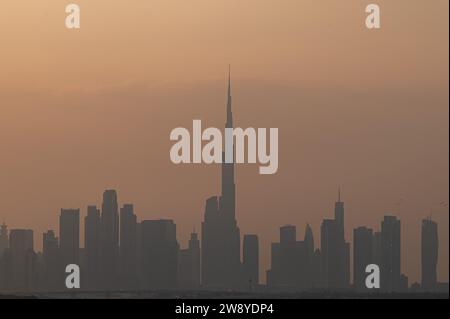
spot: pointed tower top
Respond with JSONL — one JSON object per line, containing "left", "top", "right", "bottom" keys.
{"left": 338, "top": 187, "right": 341, "bottom": 202}
{"left": 226, "top": 65, "right": 233, "bottom": 128}
{"left": 228, "top": 64, "right": 231, "bottom": 97}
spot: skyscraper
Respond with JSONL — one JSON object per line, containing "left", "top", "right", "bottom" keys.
{"left": 321, "top": 219, "right": 339, "bottom": 289}
{"left": 421, "top": 217, "right": 438, "bottom": 290}
{"left": 353, "top": 226, "right": 373, "bottom": 290}
{"left": 267, "top": 225, "right": 307, "bottom": 290}
{"left": 9, "top": 229, "right": 35, "bottom": 291}
{"left": 320, "top": 191, "right": 350, "bottom": 290}
{"left": 141, "top": 219, "right": 178, "bottom": 289}
{"left": 334, "top": 189, "right": 350, "bottom": 289}
{"left": 266, "top": 242, "right": 280, "bottom": 288}
{"left": 43, "top": 230, "right": 61, "bottom": 291}
{"left": 372, "top": 231, "right": 382, "bottom": 268}
{"left": 381, "top": 215, "right": 401, "bottom": 292}
{"left": 201, "top": 68, "right": 242, "bottom": 289}
{"left": 304, "top": 224, "right": 318, "bottom": 289}
{"left": 221, "top": 65, "right": 236, "bottom": 220}
{"left": 0, "top": 222, "right": 8, "bottom": 257}
{"left": 85, "top": 205, "right": 101, "bottom": 289}
{"left": 178, "top": 231, "right": 201, "bottom": 289}
{"left": 59, "top": 209, "right": 80, "bottom": 268}
{"left": 243, "top": 234, "right": 259, "bottom": 290}
{"left": 100, "top": 189, "right": 119, "bottom": 289}
{"left": 280, "top": 225, "right": 296, "bottom": 244}
{"left": 120, "top": 203, "right": 138, "bottom": 289}
{"left": 279, "top": 225, "right": 304, "bottom": 289}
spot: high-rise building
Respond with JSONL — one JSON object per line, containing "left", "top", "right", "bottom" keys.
{"left": 353, "top": 226, "right": 373, "bottom": 290}
{"left": 85, "top": 205, "right": 101, "bottom": 289}
{"left": 320, "top": 190, "right": 350, "bottom": 290}
{"left": 243, "top": 234, "right": 259, "bottom": 290}
{"left": 43, "top": 230, "right": 61, "bottom": 291}
{"left": 0, "top": 222, "right": 8, "bottom": 257}
{"left": 321, "top": 219, "right": 339, "bottom": 289}
{"left": 266, "top": 242, "right": 280, "bottom": 288}
{"left": 267, "top": 225, "right": 307, "bottom": 290}
{"left": 9, "top": 229, "right": 35, "bottom": 291}
{"left": 141, "top": 219, "right": 179, "bottom": 289}
{"left": 381, "top": 215, "right": 401, "bottom": 292}
{"left": 280, "top": 225, "right": 296, "bottom": 244}
{"left": 421, "top": 217, "right": 438, "bottom": 290}
{"left": 335, "top": 189, "right": 344, "bottom": 232}
{"left": 201, "top": 68, "right": 241, "bottom": 289}
{"left": 178, "top": 231, "right": 200, "bottom": 289}
{"left": 59, "top": 209, "right": 80, "bottom": 269}
{"left": 304, "top": 224, "right": 320, "bottom": 289}
{"left": 120, "top": 203, "right": 138, "bottom": 289}
{"left": 372, "top": 231, "right": 382, "bottom": 267}
{"left": 100, "top": 189, "right": 119, "bottom": 289}
{"left": 334, "top": 189, "right": 350, "bottom": 289}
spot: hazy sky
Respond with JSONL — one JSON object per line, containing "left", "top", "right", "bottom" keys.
{"left": 0, "top": 0, "right": 448, "bottom": 284}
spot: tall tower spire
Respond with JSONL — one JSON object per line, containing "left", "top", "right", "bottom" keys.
{"left": 221, "top": 66, "right": 236, "bottom": 219}
{"left": 226, "top": 64, "right": 233, "bottom": 128}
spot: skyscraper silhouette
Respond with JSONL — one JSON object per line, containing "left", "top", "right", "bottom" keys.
{"left": 319, "top": 191, "right": 350, "bottom": 290}
{"left": 178, "top": 231, "right": 201, "bottom": 289}
{"left": 381, "top": 215, "right": 401, "bottom": 292}
{"left": 120, "top": 204, "right": 138, "bottom": 289}
{"left": 372, "top": 231, "right": 382, "bottom": 269}
{"left": 202, "top": 68, "right": 242, "bottom": 289}
{"left": 243, "top": 234, "right": 259, "bottom": 290}
{"left": 9, "top": 229, "right": 35, "bottom": 292}
{"left": 267, "top": 225, "right": 308, "bottom": 291}
{"left": 321, "top": 219, "right": 339, "bottom": 289}
{"left": 43, "top": 230, "right": 61, "bottom": 291}
{"left": 59, "top": 209, "right": 80, "bottom": 269}
{"left": 141, "top": 219, "right": 179, "bottom": 290}
{"left": 304, "top": 224, "right": 319, "bottom": 289}
{"left": 100, "top": 190, "right": 119, "bottom": 290}
{"left": 353, "top": 226, "right": 373, "bottom": 290}
{"left": 334, "top": 189, "right": 350, "bottom": 289}
{"left": 421, "top": 217, "right": 438, "bottom": 290}
{"left": 85, "top": 205, "right": 101, "bottom": 289}
{"left": 0, "top": 222, "right": 8, "bottom": 257}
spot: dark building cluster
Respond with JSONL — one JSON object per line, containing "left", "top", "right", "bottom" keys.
{"left": 0, "top": 74, "right": 447, "bottom": 295}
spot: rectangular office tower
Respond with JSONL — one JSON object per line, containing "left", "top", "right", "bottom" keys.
{"left": 266, "top": 225, "right": 309, "bottom": 291}
{"left": 141, "top": 219, "right": 179, "bottom": 290}
{"left": 43, "top": 230, "right": 61, "bottom": 291}
{"left": 100, "top": 190, "right": 120, "bottom": 289}
{"left": 178, "top": 232, "right": 201, "bottom": 289}
{"left": 59, "top": 209, "right": 80, "bottom": 268}
{"left": 8, "top": 229, "right": 35, "bottom": 292}
{"left": 381, "top": 216, "right": 401, "bottom": 292}
{"left": 320, "top": 191, "right": 350, "bottom": 290}
{"left": 421, "top": 218, "right": 438, "bottom": 290}
{"left": 321, "top": 219, "right": 339, "bottom": 289}
{"left": 120, "top": 204, "right": 138, "bottom": 289}
{"left": 85, "top": 205, "right": 101, "bottom": 290}
{"left": 243, "top": 234, "right": 259, "bottom": 290}
{"left": 353, "top": 227, "right": 373, "bottom": 290}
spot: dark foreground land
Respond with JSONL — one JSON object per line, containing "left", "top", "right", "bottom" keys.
{"left": 1, "top": 290, "right": 449, "bottom": 299}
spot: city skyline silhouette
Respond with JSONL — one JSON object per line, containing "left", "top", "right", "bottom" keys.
{"left": 0, "top": 74, "right": 448, "bottom": 296}
{"left": 1, "top": 1, "right": 448, "bottom": 290}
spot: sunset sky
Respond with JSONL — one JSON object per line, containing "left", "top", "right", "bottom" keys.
{"left": 0, "top": 0, "right": 448, "bottom": 283}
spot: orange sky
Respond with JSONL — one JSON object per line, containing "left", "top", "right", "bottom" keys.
{"left": 0, "top": 0, "right": 448, "bottom": 284}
